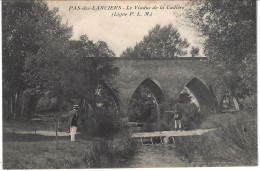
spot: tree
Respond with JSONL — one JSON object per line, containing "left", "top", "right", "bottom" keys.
{"left": 129, "top": 85, "right": 158, "bottom": 123}
{"left": 121, "top": 24, "right": 190, "bottom": 58}
{"left": 67, "top": 35, "right": 119, "bottom": 112}
{"left": 186, "top": 0, "right": 256, "bottom": 107}
{"left": 66, "top": 36, "right": 120, "bottom": 136}
{"left": 2, "top": 0, "right": 35, "bottom": 119}
{"left": 190, "top": 46, "right": 200, "bottom": 57}
{"left": 2, "top": 0, "right": 73, "bottom": 118}
{"left": 179, "top": 91, "right": 192, "bottom": 104}
{"left": 22, "top": 2, "right": 73, "bottom": 116}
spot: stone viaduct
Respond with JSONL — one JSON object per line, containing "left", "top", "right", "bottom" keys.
{"left": 106, "top": 57, "right": 227, "bottom": 117}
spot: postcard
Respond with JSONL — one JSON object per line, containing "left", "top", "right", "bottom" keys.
{"left": 1, "top": 0, "right": 257, "bottom": 169}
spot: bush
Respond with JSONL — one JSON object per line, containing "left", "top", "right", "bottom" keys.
{"left": 80, "top": 108, "right": 127, "bottom": 137}
{"left": 240, "top": 95, "right": 257, "bottom": 110}
{"left": 174, "top": 117, "right": 257, "bottom": 166}
{"left": 156, "top": 119, "right": 172, "bottom": 131}
{"left": 140, "top": 117, "right": 173, "bottom": 132}
{"left": 83, "top": 136, "right": 136, "bottom": 168}
{"left": 35, "top": 94, "right": 74, "bottom": 113}
{"left": 178, "top": 103, "right": 201, "bottom": 129}
{"left": 138, "top": 103, "right": 203, "bottom": 132}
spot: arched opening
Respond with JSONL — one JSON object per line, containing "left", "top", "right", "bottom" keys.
{"left": 94, "top": 81, "right": 119, "bottom": 114}
{"left": 175, "top": 77, "right": 218, "bottom": 130}
{"left": 177, "top": 87, "right": 201, "bottom": 130}
{"left": 128, "top": 78, "right": 164, "bottom": 124}
{"left": 99, "top": 81, "right": 120, "bottom": 113}
{"left": 80, "top": 81, "right": 120, "bottom": 136}
{"left": 80, "top": 81, "right": 119, "bottom": 115}
{"left": 185, "top": 77, "right": 217, "bottom": 114}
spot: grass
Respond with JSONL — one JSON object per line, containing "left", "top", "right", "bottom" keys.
{"left": 3, "top": 133, "right": 92, "bottom": 169}
{"left": 3, "top": 116, "right": 58, "bottom": 132}
{"left": 199, "top": 109, "right": 257, "bottom": 129}
{"left": 3, "top": 110, "right": 257, "bottom": 168}
{"left": 174, "top": 110, "right": 257, "bottom": 166}
{"left": 3, "top": 119, "right": 136, "bottom": 169}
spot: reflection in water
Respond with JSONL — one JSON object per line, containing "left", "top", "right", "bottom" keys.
{"left": 124, "top": 144, "right": 190, "bottom": 168}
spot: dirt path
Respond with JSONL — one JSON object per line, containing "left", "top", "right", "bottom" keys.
{"left": 3, "top": 127, "right": 76, "bottom": 136}
{"left": 3, "top": 127, "right": 214, "bottom": 137}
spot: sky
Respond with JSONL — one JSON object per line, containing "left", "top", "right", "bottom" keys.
{"left": 47, "top": 0, "right": 205, "bottom": 57}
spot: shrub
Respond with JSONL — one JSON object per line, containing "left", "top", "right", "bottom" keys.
{"left": 139, "top": 102, "right": 203, "bottom": 132}
{"left": 174, "top": 117, "right": 257, "bottom": 166}
{"left": 240, "top": 95, "right": 257, "bottom": 110}
{"left": 140, "top": 117, "right": 173, "bottom": 132}
{"left": 35, "top": 94, "right": 74, "bottom": 113}
{"left": 178, "top": 103, "right": 201, "bottom": 129}
{"left": 83, "top": 136, "right": 136, "bottom": 168}
{"left": 79, "top": 108, "right": 127, "bottom": 137}
{"left": 156, "top": 119, "right": 172, "bottom": 131}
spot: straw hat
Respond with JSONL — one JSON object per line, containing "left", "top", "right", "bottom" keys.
{"left": 73, "top": 105, "right": 79, "bottom": 109}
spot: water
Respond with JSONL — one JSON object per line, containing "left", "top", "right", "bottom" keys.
{"left": 124, "top": 144, "right": 190, "bottom": 168}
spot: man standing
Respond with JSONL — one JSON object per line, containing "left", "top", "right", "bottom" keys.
{"left": 61, "top": 105, "right": 80, "bottom": 141}
{"left": 70, "top": 105, "right": 80, "bottom": 141}
{"left": 174, "top": 108, "right": 182, "bottom": 131}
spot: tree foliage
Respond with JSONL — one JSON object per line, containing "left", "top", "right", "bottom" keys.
{"left": 179, "top": 91, "right": 192, "bottom": 104}
{"left": 67, "top": 36, "right": 118, "bottom": 101}
{"left": 129, "top": 85, "right": 158, "bottom": 123}
{"left": 2, "top": 0, "right": 73, "bottom": 118}
{"left": 2, "top": 0, "right": 119, "bottom": 119}
{"left": 62, "top": 36, "right": 120, "bottom": 136}
{"left": 186, "top": 0, "right": 256, "bottom": 102}
{"left": 121, "top": 24, "right": 190, "bottom": 58}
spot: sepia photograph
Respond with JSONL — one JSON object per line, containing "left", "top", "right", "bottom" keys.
{"left": 1, "top": 0, "right": 257, "bottom": 169}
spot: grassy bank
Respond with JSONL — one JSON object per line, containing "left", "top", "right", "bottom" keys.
{"left": 174, "top": 110, "right": 257, "bottom": 166}
{"left": 3, "top": 132, "right": 136, "bottom": 169}
{"left": 3, "top": 119, "right": 136, "bottom": 169}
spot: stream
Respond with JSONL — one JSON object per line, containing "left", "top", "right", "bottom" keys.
{"left": 123, "top": 144, "right": 191, "bottom": 168}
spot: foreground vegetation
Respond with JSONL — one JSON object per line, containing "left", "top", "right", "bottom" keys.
{"left": 3, "top": 119, "right": 136, "bottom": 169}
{"left": 174, "top": 110, "right": 257, "bottom": 166}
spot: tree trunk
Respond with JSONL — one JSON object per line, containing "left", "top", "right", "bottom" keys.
{"left": 92, "top": 89, "right": 97, "bottom": 115}
{"left": 13, "top": 92, "right": 18, "bottom": 119}
{"left": 16, "top": 90, "right": 22, "bottom": 118}
{"left": 27, "top": 95, "right": 39, "bottom": 119}
{"left": 11, "top": 94, "right": 15, "bottom": 134}
{"left": 7, "top": 97, "right": 11, "bottom": 120}
{"left": 20, "top": 93, "right": 25, "bottom": 117}
{"left": 84, "top": 99, "right": 87, "bottom": 112}
{"left": 57, "top": 95, "right": 63, "bottom": 113}
{"left": 81, "top": 98, "right": 89, "bottom": 113}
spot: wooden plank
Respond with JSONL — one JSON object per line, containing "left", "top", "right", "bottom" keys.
{"left": 132, "top": 129, "right": 214, "bottom": 138}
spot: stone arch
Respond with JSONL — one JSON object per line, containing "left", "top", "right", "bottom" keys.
{"left": 99, "top": 81, "right": 120, "bottom": 113}
{"left": 184, "top": 77, "right": 218, "bottom": 114}
{"left": 136, "top": 78, "right": 164, "bottom": 104}
{"left": 128, "top": 78, "right": 164, "bottom": 122}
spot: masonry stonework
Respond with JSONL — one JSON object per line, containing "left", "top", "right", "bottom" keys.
{"left": 112, "top": 57, "right": 227, "bottom": 115}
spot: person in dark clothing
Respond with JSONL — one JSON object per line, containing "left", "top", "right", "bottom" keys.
{"left": 70, "top": 105, "right": 79, "bottom": 141}
{"left": 61, "top": 105, "right": 80, "bottom": 141}
{"left": 174, "top": 107, "right": 182, "bottom": 131}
